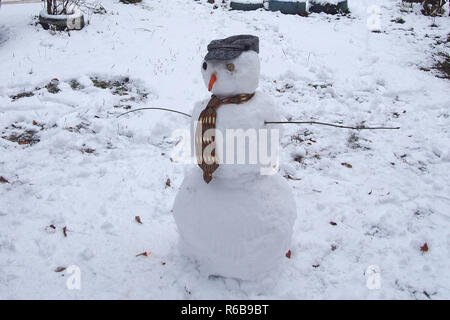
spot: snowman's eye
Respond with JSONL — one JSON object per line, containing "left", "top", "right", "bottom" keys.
{"left": 226, "top": 63, "right": 235, "bottom": 72}
{"left": 202, "top": 62, "right": 207, "bottom": 70}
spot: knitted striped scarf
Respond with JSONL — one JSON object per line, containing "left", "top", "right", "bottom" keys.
{"left": 195, "top": 93, "right": 255, "bottom": 183}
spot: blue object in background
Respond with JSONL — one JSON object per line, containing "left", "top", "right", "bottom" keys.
{"left": 230, "top": 1, "right": 264, "bottom": 11}
{"left": 268, "top": 1, "right": 307, "bottom": 15}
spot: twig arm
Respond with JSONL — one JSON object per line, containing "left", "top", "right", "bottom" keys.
{"left": 116, "top": 107, "right": 192, "bottom": 119}
{"left": 264, "top": 121, "right": 400, "bottom": 130}
{"left": 116, "top": 108, "right": 399, "bottom": 130}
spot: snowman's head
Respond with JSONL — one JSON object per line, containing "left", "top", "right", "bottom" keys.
{"left": 201, "top": 35, "right": 260, "bottom": 97}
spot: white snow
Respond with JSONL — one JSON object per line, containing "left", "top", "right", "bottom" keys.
{"left": 38, "top": 7, "right": 82, "bottom": 21}
{"left": 309, "top": 0, "right": 343, "bottom": 5}
{"left": 0, "top": 0, "right": 450, "bottom": 299}
{"left": 232, "top": 0, "right": 263, "bottom": 4}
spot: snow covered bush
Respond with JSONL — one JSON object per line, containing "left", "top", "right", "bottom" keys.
{"left": 309, "top": 0, "right": 349, "bottom": 15}
{"left": 40, "top": 0, "right": 93, "bottom": 30}
{"left": 421, "top": 0, "right": 447, "bottom": 16}
{"left": 402, "top": 0, "right": 448, "bottom": 16}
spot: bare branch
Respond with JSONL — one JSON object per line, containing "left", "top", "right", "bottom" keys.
{"left": 116, "top": 109, "right": 400, "bottom": 131}
{"left": 116, "top": 107, "right": 192, "bottom": 119}
{"left": 45, "top": 0, "right": 100, "bottom": 15}
{"left": 264, "top": 121, "right": 400, "bottom": 130}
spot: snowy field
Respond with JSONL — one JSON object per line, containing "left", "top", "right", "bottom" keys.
{"left": 0, "top": 0, "right": 449, "bottom": 299}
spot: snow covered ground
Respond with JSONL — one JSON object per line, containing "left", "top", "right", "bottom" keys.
{"left": 0, "top": 0, "right": 449, "bottom": 299}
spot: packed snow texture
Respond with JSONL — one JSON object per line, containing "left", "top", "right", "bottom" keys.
{"left": 38, "top": 7, "right": 81, "bottom": 21}
{"left": 0, "top": 0, "right": 450, "bottom": 299}
{"left": 173, "top": 170, "right": 296, "bottom": 281}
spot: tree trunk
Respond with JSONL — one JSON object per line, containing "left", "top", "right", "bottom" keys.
{"left": 46, "top": 0, "right": 52, "bottom": 14}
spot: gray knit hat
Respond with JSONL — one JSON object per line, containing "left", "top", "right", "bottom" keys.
{"left": 204, "top": 35, "right": 259, "bottom": 61}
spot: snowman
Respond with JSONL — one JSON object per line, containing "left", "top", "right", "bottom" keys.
{"left": 173, "top": 35, "right": 297, "bottom": 280}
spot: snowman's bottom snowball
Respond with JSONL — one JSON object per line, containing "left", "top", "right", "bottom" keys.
{"left": 173, "top": 168, "right": 297, "bottom": 280}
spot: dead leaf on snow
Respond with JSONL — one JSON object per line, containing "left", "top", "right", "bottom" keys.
{"left": 285, "top": 250, "right": 291, "bottom": 259}
{"left": 136, "top": 251, "right": 151, "bottom": 257}
{"left": 420, "top": 243, "right": 429, "bottom": 253}
{"left": 284, "top": 175, "right": 302, "bottom": 181}
{"left": 341, "top": 162, "right": 353, "bottom": 168}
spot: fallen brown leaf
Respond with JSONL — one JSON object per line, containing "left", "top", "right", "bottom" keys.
{"left": 55, "top": 266, "right": 66, "bottom": 272}
{"left": 284, "top": 175, "right": 302, "bottom": 181}
{"left": 285, "top": 250, "right": 291, "bottom": 259}
{"left": 63, "top": 226, "right": 68, "bottom": 237}
{"left": 330, "top": 221, "right": 337, "bottom": 226}
{"left": 420, "top": 243, "right": 429, "bottom": 253}
{"left": 135, "top": 216, "right": 142, "bottom": 224}
{"left": 136, "top": 251, "right": 151, "bottom": 257}
{"left": 0, "top": 176, "right": 9, "bottom": 184}
{"left": 81, "top": 147, "right": 95, "bottom": 154}
{"left": 341, "top": 162, "right": 353, "bottom": 168}
{"left": 165, "top": 178, "right": 171, "bottom": 188}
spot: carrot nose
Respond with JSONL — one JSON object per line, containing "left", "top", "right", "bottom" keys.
{"left": 208, "top": 74, "right": 217, "bottom": 92}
